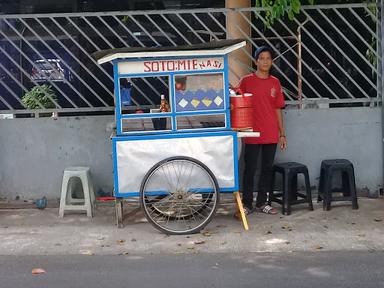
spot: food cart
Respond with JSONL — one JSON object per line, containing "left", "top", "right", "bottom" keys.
{"left": 95, "top": 40, "right": 258, "bottom": 235}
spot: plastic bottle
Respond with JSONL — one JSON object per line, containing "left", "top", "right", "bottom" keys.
{"left": 159, "top": 94, "right": 169, "bottom": 112}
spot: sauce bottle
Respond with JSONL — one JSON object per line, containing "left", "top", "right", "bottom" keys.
{"left": 159, "top": 94, "right": 169, "bottom": 112}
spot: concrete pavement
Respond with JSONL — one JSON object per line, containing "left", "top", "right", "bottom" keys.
{"left": 0, "top": 196, "right": 383, "bottom": 256}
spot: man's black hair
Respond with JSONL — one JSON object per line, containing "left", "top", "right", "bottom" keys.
{"left": 254, "top": 46, "right": 274, "bottom": 60}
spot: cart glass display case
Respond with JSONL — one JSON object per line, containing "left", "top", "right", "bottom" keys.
{"left": 115, "top": 57, "right": 231, "bottom": 135}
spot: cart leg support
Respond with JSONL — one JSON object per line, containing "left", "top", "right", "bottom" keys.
{"left": 233, "top": 191, "right": 249, "bottom": 231}
{"left": 115, "top": 198, "right": 124, "bottom": 228}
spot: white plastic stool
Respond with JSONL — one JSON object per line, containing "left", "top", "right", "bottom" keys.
{"left": 59, "top": 167, "right": 95, "bottom": 217}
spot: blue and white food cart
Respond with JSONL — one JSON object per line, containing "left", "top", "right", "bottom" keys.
{"left": 95, "top": 40, "right": 257, "bottom": 235}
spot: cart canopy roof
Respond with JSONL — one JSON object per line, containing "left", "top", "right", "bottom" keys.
{"left": 93, "top": 39, "right": 246, "bottom": 64}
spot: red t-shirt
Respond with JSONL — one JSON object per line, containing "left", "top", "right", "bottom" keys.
{"left": 238, "top": 73, "right": 285, "bottom": 144}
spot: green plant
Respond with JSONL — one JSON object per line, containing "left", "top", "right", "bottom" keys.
{"left": 21, "top": 84, "right": 57, "bottom": 109}
{"left": 256, "top": 0, "right": 314, "bottom": 26}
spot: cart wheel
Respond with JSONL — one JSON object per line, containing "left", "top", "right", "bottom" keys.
{"left": 140, "top": 156, "right": 220, "bottom": 235}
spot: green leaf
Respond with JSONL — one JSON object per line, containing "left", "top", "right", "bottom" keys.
{"left": 272, "top": 6, "right": 278, "bottom": 19}
{"left": 288, "top": 9, "right": 295, "bottom": 20}
{"left": 292, "top": 0, "right": 301, "bottom": 14}
{"left": 282, "top": 0, "right": 288, "bottom": 10}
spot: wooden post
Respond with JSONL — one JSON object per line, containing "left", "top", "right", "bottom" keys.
{"left": 225, "top": 0, "right": 252, "bottom": 86}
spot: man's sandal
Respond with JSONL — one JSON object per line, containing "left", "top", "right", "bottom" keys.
{"left": 256, "top": 204, "right": 278, "bottom": 215}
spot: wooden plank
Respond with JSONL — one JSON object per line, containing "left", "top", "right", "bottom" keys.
{"left": 233, "top": 191, "right": 249, "bottom": 231}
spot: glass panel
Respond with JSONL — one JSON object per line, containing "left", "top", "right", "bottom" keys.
{"left": 119, "top": 76, "right": 170, "bottom": 114}
{"left": 176, "top": 114, "right": 226, "bottom": 130}
{"left": 122, "top": 117, "right": 172, "bottom": 133}
{"left": 174, "top": 73, "right": 225, "bottom": 112}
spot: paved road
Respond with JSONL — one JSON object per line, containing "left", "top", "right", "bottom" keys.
{"left": 1, "top": 251, "right": 383, "bottom": 288}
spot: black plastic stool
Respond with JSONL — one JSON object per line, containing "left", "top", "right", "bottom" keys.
{"left": 269, "top": 162, "right": 314, "bottom": 215}
{"left": 318, "top": 159, "right": 358, "bottom": 211}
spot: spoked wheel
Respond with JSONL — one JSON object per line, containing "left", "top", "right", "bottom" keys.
{"left": 140, "top": 156, "right": 220, "bottom": 235}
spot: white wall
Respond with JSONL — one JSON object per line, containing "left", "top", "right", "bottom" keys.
{"left": 275, "top": 107, "right": 382, "bottom": 193}
{"left": 0, "top": 115, "right": 115, "bottom": 200}
{"left": 0, "top": 107, "right": 382, "bottom": 200}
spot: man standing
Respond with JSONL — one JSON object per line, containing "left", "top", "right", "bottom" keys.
{"left": 236, "top": 46, "right": 287, "bottom": 215}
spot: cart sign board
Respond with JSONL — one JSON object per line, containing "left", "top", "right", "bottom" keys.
{"left": 118, "top": 57, "right": 224, "bottom": 75}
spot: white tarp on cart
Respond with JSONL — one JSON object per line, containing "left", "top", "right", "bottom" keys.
{"left": 115, "top": 134, "right": 236, "bottom": 194}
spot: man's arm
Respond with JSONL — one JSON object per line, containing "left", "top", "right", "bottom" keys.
{"left": 276, "top": 108, "right": 287, "bottom": 150}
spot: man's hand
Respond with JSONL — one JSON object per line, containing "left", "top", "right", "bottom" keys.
{"left": 279, "top": 135, "right": 287, "bottom": 150}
